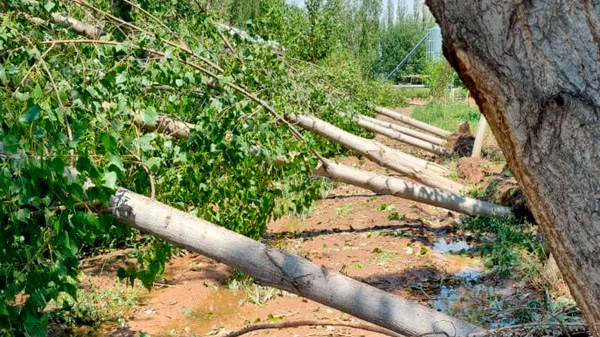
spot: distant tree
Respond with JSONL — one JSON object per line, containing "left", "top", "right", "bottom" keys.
{"left": 386, "top": 0, "right": 394, "bottom": 29}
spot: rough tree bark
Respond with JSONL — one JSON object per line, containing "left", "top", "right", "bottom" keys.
{"left": 425, "top": 0, "right": 600, "bottom": 333}
{"left": 109, "top": 188, "right": 483, "bottom": 337}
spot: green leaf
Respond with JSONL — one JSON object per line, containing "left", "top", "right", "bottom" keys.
{"left": 102, "top": 171, "right": 117, "bottom": 189}
{"left": 20, "top": 105, "right": 40, "bottom": 123}
{"left": 106, "top": 153, "right": 125, "bottom": 172}
{"left": 116, "top": 72, "right": 128, "bottom": 84}
{"left": 50, "top": 158, "right": 65, "bottom": 174}
{"left": 144, "top": 106, "right": 157, "bottom": 125}
{"left": 44, "top": 1, "right": 55, "bottom": 12}
{"left": 145, "top": 157, "right": 161, "bottom": 172}
{"left": 101, "top": 133, "right": 118, "bottom": 153}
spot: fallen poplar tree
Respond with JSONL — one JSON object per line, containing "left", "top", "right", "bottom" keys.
{"left": 135, "top": 114, "right": 512, "bottom": 217}
{"left": 358, "top": 114, "right": 447, "bottom": 147}
{"left": 286, "top": 113, "right": 464, "bottom": 193}
{"left": 375, "top": 107, "right": 451, "bottom": 138}
{"left": 109, "top": 188, "right": 483, "bottom": 337}
{"left": 357, "top": 117, "right": 450, "bottom": 156}
{"left": 315, "top": 159, "right": 512, "bottom": 217}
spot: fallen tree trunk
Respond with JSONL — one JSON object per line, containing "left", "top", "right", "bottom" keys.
{"left": 134, "top": 112, "right": 449, "bottom": 177}
{"left": 109, "top": 188, "right": 484, "bottom": 337}
{"left": 375, "top": 107, "right": 451, "bottom": 138}
{"left": 135, "top": 114, "right": 509, "bottom": 217}
{"left": 426, "top": 0, "right": 600, "bottom": 333}
{"left": 315, "top": 159, "right": 512, "bottom": 217}
{"left": 359, "top": 114, "right": 447, "bottom": 147}
{"left": 286, "top": 113, "right": 464, "bottom": 193}
{"left": 357, "top": 117, "right": 450, "bottom": 156}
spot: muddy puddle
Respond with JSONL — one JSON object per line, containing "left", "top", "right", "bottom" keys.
{"left": 157, "top": 287, "right": 246, "bottom": 335}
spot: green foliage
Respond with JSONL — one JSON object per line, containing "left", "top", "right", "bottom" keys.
{"left": 411, "top": 101, "right": 480, "bottom": 132}
{"left": 459, "top": 216, "right": 546, "bottom": 277}
{"left": 0, "top": 0, "right": 404, "bottom": 334}
{"left": 426, "top": 60, "right": 455, "bottom": 100}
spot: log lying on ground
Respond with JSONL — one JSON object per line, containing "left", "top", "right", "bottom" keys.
{"left": 315, "top": 159, "right": 513, "bottom": 217}
{"left": 135, "top": 114, "right": 509, "bottom": 217}
{"left": 358, "top": 115, "right": 446, "bottom": 147}
{"left": 375, "top": 107, "right": 451, "bottom": 138}
{"left": 357, "top": 117, "right": 450, "bottom": 156}
{"left": 286, "top": 113, "right": 464, "bottom": 193}
{"left": 109, "top": 188, "right": 484, "bottom": 337}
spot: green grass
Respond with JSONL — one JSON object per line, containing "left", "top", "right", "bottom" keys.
{"left": 401, "top": 87, "right": 430, "bottom": 100}
{"left": 411, "top": 101, "right": 481, "bottom": 132}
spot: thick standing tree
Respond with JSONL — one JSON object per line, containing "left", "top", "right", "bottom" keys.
{"left": 425, "top": 0, "right": 600, "bottom": 334}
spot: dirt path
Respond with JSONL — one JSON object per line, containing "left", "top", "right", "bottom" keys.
{"left": 72, "top": 107, "right": 533, "bottom": 337}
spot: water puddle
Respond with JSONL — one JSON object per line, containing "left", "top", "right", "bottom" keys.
{"left": 433, "top": 237, "right": 472, "bottom": 253}
{"left": 163, "top": 287, "right": 246, "bottom": 335}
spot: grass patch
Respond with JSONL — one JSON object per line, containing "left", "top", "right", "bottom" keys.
{"left": 411, "top": 101, "right": 480, "bottom": 132}
{"left": 458, "top": 216, "right": 546, "bottom": 277}
{"left": 400, "top": 87, "right": 430, "bottom": 100}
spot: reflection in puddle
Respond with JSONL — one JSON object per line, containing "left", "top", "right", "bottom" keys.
{"left": 433, "top": 237, "right": 472, "bottom": 253}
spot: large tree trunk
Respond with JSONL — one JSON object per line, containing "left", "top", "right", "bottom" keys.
{"left": 109, "top": 188, "right": 483, "bottom": 337}
{"left": 286, "top": 114, "right": 464, "bottom": 193}
{"left": 425, "top": 0, "right": 600, "bottom": 333}
{"left": 315, "top": 159, "right": 512, "bottom": 217}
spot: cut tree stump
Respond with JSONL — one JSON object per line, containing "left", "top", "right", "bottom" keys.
{"left": 375, "top": 107, "right": 451, "bottom": 138}
{"left": 109, "top": 188, "right": 484, "bottom": 337}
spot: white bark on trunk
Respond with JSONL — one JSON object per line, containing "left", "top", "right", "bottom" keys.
{"left": 109, "top": 188, "right": 484, "bottom": 337}
{"left": 375, "top": 107, "right": 452, "bottom": 138}
{"left": 286, "top": 114, "right": 463, "bottom": 193}
{"left": 357, "top": 118, "right": 450, "bottom": 156}
{"left": 471, "top": 115, "right": 487, "bottom": 158}
{"left": 50, "top": 13, "right": 103, "bottom": 38}
{"left": 315, "top": 159, "right": 512, "bottom": 217}
{"left": 132, "top": 113, "right": 195, "bottom": 140}
{"left": 359, "top": 115, "right": 447, "bottom": 146}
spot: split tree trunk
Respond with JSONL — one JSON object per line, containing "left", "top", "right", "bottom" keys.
{"left": 359, "top": 114, "right": 447, "bottom": 146}
{"left": 375, "top": 107, "right": 451, "bottom": 138}
{"left": 286, "top": 114, "right": 464, "bottom": 193}
{"left": 357, "top": 117, "right": 450, "bottom": 156}
{"left": 471, "top": 115, "right": 487, "bottom": 158}
{"left": 109, "top": 188, "right": 483, "bottom": 337}
{"left": 315, "top": 159, "right": 512, "bottom": 217}
{"left": 426, "top": 1, "right": 600, "bottom": 333}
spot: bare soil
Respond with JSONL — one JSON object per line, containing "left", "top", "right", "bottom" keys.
{"left": 60, "top": 107, "right": 547, "bottom": 337}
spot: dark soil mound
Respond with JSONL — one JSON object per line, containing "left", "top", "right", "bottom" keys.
{"left": 448, "top": 122, "right": 474, "bottom": 157}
